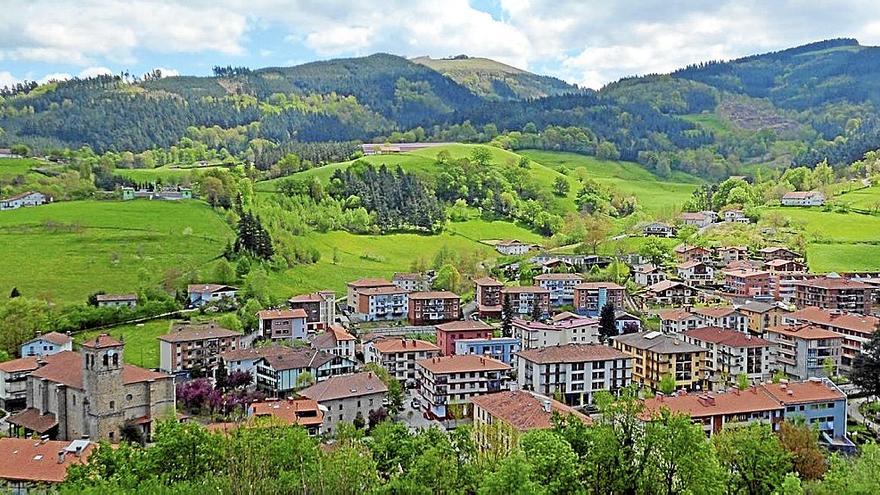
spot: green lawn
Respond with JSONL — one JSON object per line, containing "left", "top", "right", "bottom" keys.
{"left": 807, "top": 244, "right": 880, "bottom": 273}
{"left": 762, "top": 207, "right": 880, "bottom": 243}
{"left": 519, "top": 150, "right": 701, "bottom": 216}
{"left": 681, "top": 113, "right": 734, "bottom": 137}
{"left": 0, "top": 200, "right": 232, "bottom": 304}
{"left": 837, "top": 185, "right": 880, "bottom": 211}
{"left": 0, "top": 158, "right": 42, "bottom": 179}
{"left": 75, "top": 319, "right": 173, "bottom": 369}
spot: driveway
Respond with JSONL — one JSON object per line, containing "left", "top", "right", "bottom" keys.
{"left": 397, "top": 387, "right": 443, "bottom": 432}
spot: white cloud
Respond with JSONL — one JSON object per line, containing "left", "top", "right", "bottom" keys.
{"left": 153, "top": 67, "right": 179, "bottom": 78}
{"left": 0, "top": 71, "right": 19, "bottom": 88}
{"left": 79, "top": 66, "right": 113, "bottom": 78}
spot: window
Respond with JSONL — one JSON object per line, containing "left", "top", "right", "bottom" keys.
{"left": 109, "top": 400, "right": 115, "bottom": 410}
{"left": 126, "top": 394, "right": 133, "bottom": 402}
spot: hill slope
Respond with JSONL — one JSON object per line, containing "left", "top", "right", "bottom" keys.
{"left": 412, "top": 55, "right": 575, "bottom": 100}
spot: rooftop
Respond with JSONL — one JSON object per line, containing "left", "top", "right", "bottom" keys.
{"left": 574, "top": 281, "right": 625, "bottom": 290}
{"left": 0, "top": 356, "right": 40, "bottom": 374}
{"left": 0, "top": 438, "right": 95, "bottom": 483}
{"left": 791, "top": 306, "right": 879, "bottom": 335}
{"left": 28, "top": 351, "right": 170, "bottom": 390}
{"left": 766, "top": 324, "right": 843, "bottom": 340}
{"left": 259, "top": 348, "right": 338, "bottom": 371}
{"left": 684, "top": 327, "right": 772, "bottom": 348}
{"left": 299, "top": 372, "right": 388, "bottom": 401}
{"left": 723, "top": 268, "right": 770, "bottom": 278}
{"left": 187, "top": 284, "right": 238, "bottom": 294}
{"left": 371, "top": 338, "right": 441, "bottom": 354}
{"left": 657, "top": 309, "right": 694, "bottom": 322}
{"left": 471, "top": 390, "right": 591, "bottom": 431}
{"left": 737, "top": 301, "right": 776, "bottom": 314}
{"left": 435, "top": 320, "right": 494, "bottom": 332}
{"left": 691, "top": 307, "right": 738, "bottom": 319}
{"left": 249, "top": 398, "right": 324, "bottom": 427}
{"left": 358, "top": 286, "right": 408, "bottom": 296}
{"left": 417, "top": 354, "right": 510, "bottom": 374}
{"left": 643, "top": 387, "right": 782, "bottom": 418}
{"left": 346, "top": 278, "right": 394, "bottom": 288}
{"left": 502, "top": 285, "right": 549, "bottom": 294}
{"left": 613, "top": 332, "right": 705, "bottom": 354}
{"left": 81, "top": 333, "right": 121, "bottom": 349}
{"left": 534, "top": 273, "right": 585, "bottom": 281}
{"left": 793, "top": 277, "right": 871, "bottom": 290}
{"left": 408, "top": 290, "right": 460, "bottom": 300}
{"left": 760, "top": 379, "right": 845, "bottom": 405}
{"left": 25, "top": 331, "right": 72, "bottom": 347}
{"left": 517, "top": 344, "right": 629, "bottom": 364}
{"left": 473, "top": 276, "right": 503, "bottom": 286}
{"left": 257, "top": 308, "right": 308, "bottom": 319}
{"left": 647, "top": 280, "right": 693, "bottom": 292}
{"left": 158, "top": 323, "right": 241, "bottom": 343}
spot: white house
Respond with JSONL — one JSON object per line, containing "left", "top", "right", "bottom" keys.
{"left": 781, "top": 191, "right": 825, "bottom": 206}
{"left": 19, "top": 332, "right": 73, "bottom": 357}
{"left": 723, "top": 209, "right": 749, "bottom": 223}
{"left": 680, "top": 211, "right": 716, "bottom": 228}
{"left": 495, "top": 239, "right": 533, "bottom": 255}
{"left": 676, "top": 261, "right": 714, "bottom": 285}
{"left": 95, "top": 294, "right": 138, "bottom": 308}
{"left": 512, "top": 316, "right": 599, "bottom": 350}
{"left": 633, "top": 264, "right": 667, "bottom": 286}
{"left": 516, "top": 344, "right": 632, "bottom": 405}
{"left": 0, "top": 191, "right": 47, "bottom": 210}
{"left": 187, "top": 284, "right": 238, "bottom": 307}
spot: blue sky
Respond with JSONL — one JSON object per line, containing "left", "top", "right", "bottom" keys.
{"left": 2, "top": 0, "right": 880, "bottom": 89}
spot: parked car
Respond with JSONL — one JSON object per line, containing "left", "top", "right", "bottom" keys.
{"left": 411, "top": 398, "right": 422, "bottom": 410}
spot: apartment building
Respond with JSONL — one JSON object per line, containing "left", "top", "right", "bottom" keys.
{"left": 416, "top": 355, "right": 512, "bottom": 419}
{"left": 392, "top": 272, "right": 431, "bottom": 292}
{"left": 766, "top": 324, "right": 842, "bottom": 380}
{"left": 0, "top": 357, "right": 39, "bottom": 411}
{"left": 691, "top": 307, "right": 749, "bottom": 332}
{"left": 299, "top": 372, "right": 388, "bottom": 435}
{"left": 794, "top": 277, "right": 872, "bottom": 314}
{"left": 512, "top": 316, "right": 599, "bottom": 350}
{"left": 364, "top": 338, "right": 441, "bottom": 381}
{"left": 573, "top": 282, "right": 625, "bottom": 316}
{"left": 674, "top": 245, "right": 712, "bottom": 263}
{"left": 407, "top": 291, "right": 461, "bottom": 325}
{"left": 436, "top": 320, "right": 495, "bottom": 356}
{"left": 474, "top": 276, "right": 504, "bottom": 318}
{"left": 681, "top": 327, "right": 773, "bottom": 390}
{"left": 643, "top": 386, "right": 783, "bottom": 435}
{"left": 502, "top": 286, "right": 551, "bottom": 317}
{"left": 254, "top": 348, "right": 358, "bottom": 396}
{"left": 723, "top": 269, "right": 772, "bottom": 297}
{"left": 454, "top": 337, "right": 521, "bottom": 365}
{"left": 257, "top": 308, "right": 308, "bottom": 341}
{"left": 346, "top": 278, "right": 395, "bottom": 312}
{"left": 737, "top": 301, "right": 788, "bottom": 335}
{"left": 676, "top": 261, "right": 714, "bottom": 285}
{"left": 355, "top": 286, "right": 409, "bottom": 321}
{"left": 612, "top": 332, "right": 706, "bottom": 392}
{"left": 288, "top": 291, "right": 336, "bottom": 331}
{"left": 158, "top": 323, "right": 242, "bottom": 374}
{"left": 785, "top": 306, "right": 879, "bottom": 373}
{"left": 516, "top": 344, "right": 632, "bottom": 405}
{"left": 534, "top": 273, "right": 585, "bottom": 307}
{"left": 658, "top": 309, "right": 701, "bottom": 334}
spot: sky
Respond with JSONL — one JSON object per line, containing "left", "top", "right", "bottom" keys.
{"left": 2, "top": 0, "right": 880, "bottom": 90}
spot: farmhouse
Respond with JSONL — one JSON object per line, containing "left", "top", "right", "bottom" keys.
{"left": 19, "top": 332, "right": 72, "bottom": 358}
{"left": 759, "top": 246, "right": 801, "bottom": 262}
{"left": 723, "top": 209, "right": 748, "bottom": 223}
{"left": 121, "top": 186, "right": 192, "bottom": 201}
{"left": 0, "top": 191, "right": 48, "bottom": 210}
{"left": 95, "top": 293, "right": 138, "bottom": 308}
{"left": 495, "top": 239, "right": 533, "bottom": 255}
{"left": 781, "top": 191, "right": 825, "bottom": 206}
{"left": 187, "top": 284, "right": 238, "bottom": 307}
{"left": 674, "top": 244, "right": 712, "bottom": 263}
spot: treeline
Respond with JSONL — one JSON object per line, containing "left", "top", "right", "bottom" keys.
{"left": 57, "top": 387, "right": 880, "bottom": 495}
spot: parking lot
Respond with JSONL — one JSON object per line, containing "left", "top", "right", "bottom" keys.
{"left": 396, "top": 387, "right": 443, "bottom": 431}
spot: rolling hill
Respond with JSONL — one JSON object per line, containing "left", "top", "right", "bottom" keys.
{"left": 412, "top": 55, "right": 576, "bottom": 100}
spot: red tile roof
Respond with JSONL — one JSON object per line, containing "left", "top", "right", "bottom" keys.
{"left": 575, "top": 282, "right": 625, "bottom": 290}
{"left": 643, "top": 387, "right": 782, "bottom": 418}
{"left": 436, "top": 320, "right": 494, "bottom": 332}
{"left": 723, "top": 269, "right": 770, "bottom": 278}
{"left": 684, "top": 327, "right": 771, "bottom": 348}
{"left": 534, "top": 273, "right": 585, "bottom": 281}
{"left": 417, "top": 354, "right": 510, "bottom": 374}
{"left": 249, "top": 398, "right": 324, "bottom": 427}
{"left": 6, "top": 408, "right": 59, "bottom": 434}
{"left": 790, "top": 307, "right": 879, "bottom": 336}
{"left": 657, "top": 309, "right": 694, "bottom": 322}
{"left": 328, "top": 325, "right": 355, "bottom": 341}
{"left": 766, "top": 324, "right": 842, "bottom": 340}
{"left": 471, "top": 390, "right": 591, "bottom": 431}
{"left": 28, "top": 351, "right": 170, "bottom": 389}
{"left": 502, "top": 285, "right": 549, "bottom": 294}
{"left": 516, "top": 344, "right": 629, "bottom": 364}
{"left": 288, "top": 293, "right": 325, "bottom": 303}
{"left": 0, "top": 356, "right": 40, "bottom": 373}
{"left": 33, "top": 332, "right": 72, "bottom": 346}
{"left": 793, "top": 277, "right": 871, "bottom": 290}
{"left": 691, "top": 307, "right": 738, "bottom": 319}
{"left": 408, "top": 291, "right": 460, "bottom": 299}
{"left": 473, "top": 277, "right": 503, "bottom": 286}
{"left": 298, "top": 372, "right": 388, "bottom": 401}
{"left": 358, "top": 286, "right": 408, "bottom": 296}
{"left": 0, "top": 438, "right": 95, "bottom": 483}
{"left": 371, "top": 338, "right": 440, "bottom": 354}
{"left": 760, "top": 379, "right": 845, "bottom": 405}
{"left": 81, "top": 334, "right": 121, "bottom": 349}
{"left": 257, "top": 308, "right": 308, "bottom": 319}
{"left": 346, "top": 278, "right": 394, "bottom": 288}
{"left": 158, "top": 323, "right": 241, "bottom": 343}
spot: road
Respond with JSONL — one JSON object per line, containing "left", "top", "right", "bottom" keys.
{"left": 397, "top": 387, "right": 443, "bottom": 432}
{"left": 849, "top": 397, "right": 880, "bottom": 433}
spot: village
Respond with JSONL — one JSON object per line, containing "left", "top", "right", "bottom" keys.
{"left": 0, "top": 227, "right": 878, "bottom": 490}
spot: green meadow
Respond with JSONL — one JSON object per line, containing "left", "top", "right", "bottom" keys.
{"left": 75, "top": 318, "right": 173, "bottom": 369}
{"left": 0, "top": 157, "right": 42, "bottom": 179}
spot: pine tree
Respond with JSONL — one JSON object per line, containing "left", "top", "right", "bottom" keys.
{"left": 531, "top": 297, "right": 544, "bottom": 322}
{"left": 599, "top": 302, "right": 616, "bottom": 343}
{"left": 501, "top": 296, "right": 514, "bottom": 337}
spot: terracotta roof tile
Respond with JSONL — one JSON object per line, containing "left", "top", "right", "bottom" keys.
{"left": 0, "top": 438, "right": 94, "bottom": 483}
{"left": 767, "top": 324, "right": 843, "bottom": 340}
{"left": 416, "top": 354, "right": 510, "bottom": 374}
{"left": 791, "top": 307, "right": 879, "bottom": 335}
{"left": 643, "top": 387, "right": 781, "bottom": 418}
{"left": 502, "top": 285, "right": 549, "bottom": 294}
{"left": 0, "top": 356, "right": 40, "bottom": 373}
{"left": 298, "top": 372, "right": 388, "bottom": 401}
{"left": 81, "top": 334, "right": 121, "bottom": 349}
{"left": 575, "top": 282, "right": 625, "bottom": 290}
{"left": 346, "top": 278, "right": 394, "bottom": 288}
{"left": 33, "top": 332, "right": 72, "bottom": 347}
{"left": 760, "top": 379, "right": 845, "bottom": 405}
{"left": 473, "top": 277, "right": 503, "bottom": 286}
{"left": 517, "top": 344, "right": 629, "bottom": 364}
{"left": 258, "top": 308, "right": 308, "bottom": 319}
{"left": 684, "top": 327, "right": 771, "bottom": 348}
{"left": 6, "top": 408, "right": 58, "bottom": 434}
{"left": 249, "top": 398, "right": 324, "bottom": 427}
{"left": 372, "top": 338, "right": 440, "bottom": 354}
{"left": 436, "top": 320, "right": 494, "bottom": 332}
{"left": 408, "top": 291, "right": 460, "bottom": 299}
{"left": 158, "top": 323, "right": 241, "bottom": 343}
{"left": 471, "top": 390, "right": 591, "bottom": 431}
{"left": 793, "top": 277, "right": 871, "bottom": 290}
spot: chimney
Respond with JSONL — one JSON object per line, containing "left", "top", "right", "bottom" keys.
{"left": 543, "top": 400, "right": 552, "bottom": 413}
{"left": 75, "top": 446, "right": 83, "bottom": 457}
{"left": 57, "top": 450, "right": 66, "bottom": 464}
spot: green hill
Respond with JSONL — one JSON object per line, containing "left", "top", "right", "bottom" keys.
{"left": 412, "top": 55, "right": 575, "bottom": 100}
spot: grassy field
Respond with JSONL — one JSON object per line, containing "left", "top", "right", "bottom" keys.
{"left": 681, "top": 113, "right": 734, "bottom": 137}
{"left": 0, "top": 158, "right": 42, "bottom": 179}
{"left": 75, "top": 318, "right": 173, "bottom": 369}
{"left": 807, "top": 244, "right": 880, "bottom": 273}
{"left": 519, "top": 150, "right": 701, "bottom": 216}
{"left": 837, "top": 185, "right": 880, "bottom": 211}
{"left": 0, "top": 200, "right": 232, "bottom": 304}
{"left": 113, "top": 165, "right": 229, "bottom": 183}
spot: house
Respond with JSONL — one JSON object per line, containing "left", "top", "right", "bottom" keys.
{"left": 158, "top": 322, "right": 241, "bottom": 374}
{"left": 187, "top": 284, "right": 238, "bottom": 307}
{"left": 723, "top": 209, "right": 749, "bottom": 223}
{"left": 299, "top": 372, "right": 388, "bottom": 435}
{"left": 534, "top": 273, "right": 584, "bottom": 307}
{"left": 781, "top": 191, "right": 825, "bottom": 206}
{"left": 0, "top": 357, "right": 39, "bottom": 411}
{"left": 633, "top": 264, "right": 667, "bottom": 287}
{"left": 759, "top": 247, "right": 801, "bottom": 262}
{"left": 258, "top": 309, "right": 308, "bottom": 341}
{"left": 454, "top": 337, "right": 521, "bottom": 365}
{"left": 354, "top": 286, "right": 409, "bottom": 322}
{"left": 407, "top": 291, "right": 461, "bottom": 326}
{"left": 538, "top": 258, "right": 577, "bottom": 274}
{"left": 676, "top": 261, "right": 714, "bottom": 285}
{"left": 723, "top": 269, "right": 771, "bottom": 297}
{"left": 435, "top": 320, "right": 494, "bottom": 356}
{"left": 573, "top": 282, "right": 625, "bottom": 316}
{"left": 95, "top": 293, "right": 138, "bottom": 308}
{"left": 615, "top": 310, "right": 642, "bottom": 334}
{"left": 512, "top": 316, "right": 599, "bottom": 350}
{"left": 516, "top": 344, "right": 632, "bottom": 405}
{"left": 680, "top": 211, "right": 715, "bottom": 228}
{"left": 793, "top": 277, "right": 872, "bottom": 314}
{"left": 308, "top": 325, "right": 356, "bottom": 360}
{"left": 0, "top": 191, "right": 48, "bottom": 210}
{"left": 495, "top": 239, "right": 533, "bottom": 256}
{"left": 691, "top": 307, "right": 749, "bottom": 332}
{"left": 657, "top": 309, "right": 701, "bottom": 334}
{"left": 121, "top": 187, "right": 193, "bottom": 201}
{"left": 416, "top": 355, "right": 512, "bottom": 420}
{"left": 643, "top": 222, "right": 676, "bottom": 237}
{"left": 7, "top": 335, "right": 175, "bottom": 442}
{"left": 247, "top": 398, "right": 324, "bottom": 436}
{"left": 474, "top": 276, "right": 504, "bottom": 318}
{"left": 645, "top": 280, "right": 700, "bottom": 306}
{"left": 737, "top": 301, "right": 788, "bottom": 335}
{"left": 766, "top": 324, "right": 842, "bottom": 380}
{"left": 502, "top": 286, "right": 551, "bottom": 317}
{"left": 19, "top": 332, "right": 72, "bottom": 357}
{"left": 765, "top": 259, "right": 807, "bottom": 274}
{"left": 219, "top": 346, "right": 286, "bottom": 386}
{"left": 472, "top": 390, "right": 590, "bottom": 453}
{"left": 674, "top": 244, "right": 712, "bottom": 263}
{"left": 346, "top": 278, "right": 395, "bottom": 312}
{"left": 254, "top": 348, "right": 358, "bottom": 396}
{"left": 529, "top": 253, "right": 610, "bottom": 270}
{"left": 0, "top": 438, "right": 95, "bottom": 491}
{"left": 288, "top": 291, "right": 336, "bottom": 331}
{"left": 612, "top": 332, "right": 706, "bottom": 392}
{"left": 364, "top": 338, "right": 441, "bottom": 381}
{"left": 392, "top": 272, "right": 432, "bottom": 292}
{"left": 642, "top": 386, "right": 783, "bottom": 436}
{"left": 681, "top": 327, "right": 773, "bottom": 390}
{"left": 716, "top": 246, "right": 749, "bottom": 265}
{"left": 761, "top": 379, "right": 853, "bottom": 450}
{"left": 785, "top": 306, "right": 879, "bottom": 372}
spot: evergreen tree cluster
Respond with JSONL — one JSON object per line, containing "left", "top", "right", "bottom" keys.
{"left": 234, "top": 210, "right": 274, "bottom": 260}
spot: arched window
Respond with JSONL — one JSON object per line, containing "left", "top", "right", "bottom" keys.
{"left": 102, "top": 354, "right": 109, "bottom": 367}
{"left": 112, "top": 354, "right": 119, "bottom": 366}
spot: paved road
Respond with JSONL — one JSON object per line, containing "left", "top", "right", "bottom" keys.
{"left": 397, "top": 387, "right": 443, "bottom": 432}
{"left": 849, "top": 397, "right": 880, "bottom": 433}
